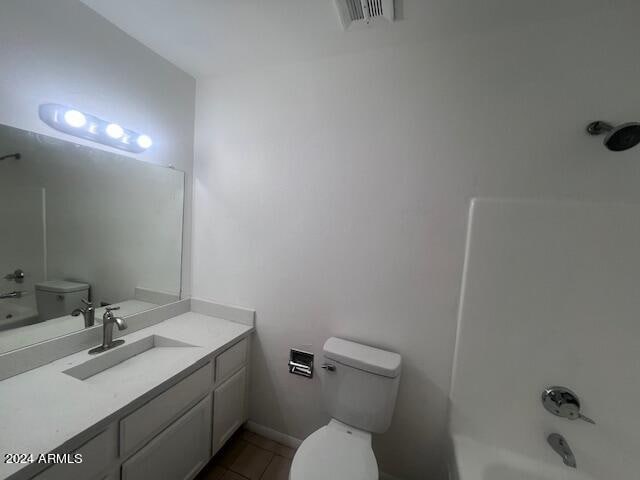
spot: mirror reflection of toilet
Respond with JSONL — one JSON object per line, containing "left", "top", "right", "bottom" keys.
{"left": 34, "top": 280, "right": 89, "bottom": 322}
{"left": 290, "top": 337, "right": 401, "bottom": 480}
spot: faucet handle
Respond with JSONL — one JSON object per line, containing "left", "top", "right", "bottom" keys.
{"left": 542, "top": 386, "right": 596, "bottom": 424}
{"left": 557, "top": 399, "right": 596, "bottom": 424}
{"left": 577, "top": 412, "right": 596, "bottom": 424}
{"left": 103, "top": 306, "right": 120, "bottom": 320}
{"left": 81, "top": 298, "right": 93, "bottom": 307}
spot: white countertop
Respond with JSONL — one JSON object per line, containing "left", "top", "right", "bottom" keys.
{"left": 0, "top": 311, "right": 253, "bottom": 479}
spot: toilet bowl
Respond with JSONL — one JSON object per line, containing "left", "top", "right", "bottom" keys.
{"left": 290, "top": 419, "right": 377, "bottom": 480}
{"left": 289, "top": 337, "right": 401, "bottom": 480}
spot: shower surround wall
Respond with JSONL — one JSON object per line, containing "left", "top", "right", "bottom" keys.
{"left": 0, "top": 188, "right": 45, "bottom": 314}
{"left": 193, "top": 3, "right": 640, "bottom": 479}
{"left": 450, "top": 199, "right": 640, "bottom": 480}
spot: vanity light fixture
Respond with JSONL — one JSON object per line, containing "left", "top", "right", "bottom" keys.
{"left": 105, "top": 123, "right": 124, "bottom": 139}
{"left": 63, "top": 109, "right": 87, "bottom": 128}
{"left": 38, "top": 104, "right": 152, "bottom": 153}
{"left": 136, "top": 134, "right": 153, "bottom": 149}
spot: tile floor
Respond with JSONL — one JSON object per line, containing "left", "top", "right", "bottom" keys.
{"left": 198, "top": 428, "right": 296, "bottom": 480}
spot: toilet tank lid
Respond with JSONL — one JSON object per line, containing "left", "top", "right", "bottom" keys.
{"left": 323, "top": 337, "right": 401, "bottom": 378}
{"left": 35, "top": 280, "right": 90, "bottom": 293}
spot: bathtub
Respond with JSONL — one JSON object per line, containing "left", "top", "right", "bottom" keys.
{"left": 0, "top": 302, "right": 39, "bottom": 331}
{"left": 450, "top": 435, "right": 598, "bottom": 480}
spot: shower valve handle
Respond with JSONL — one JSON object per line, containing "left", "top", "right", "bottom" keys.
{"left": 559, "top": 401, "right": 596, "bottom": 424}
{"left": 541, "top": 386, "right": 595, "bottom": 424}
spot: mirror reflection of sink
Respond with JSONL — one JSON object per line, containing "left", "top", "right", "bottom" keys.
{"left": 63, "top": 335, "right": 196, "bottom": 383}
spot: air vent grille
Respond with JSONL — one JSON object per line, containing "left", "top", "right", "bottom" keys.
{"left": 335, "top": 0, "right": 395, "bottom": 29}
{"left": 368, "top": 0, "right": 384, "bottom": 18}
{"left": 345, "top": 0, "right": 364, "bottom": 21}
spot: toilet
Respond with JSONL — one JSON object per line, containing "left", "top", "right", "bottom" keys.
{"left": 290, "top": 337, "right": 402, "bottom": 480}
{"left": 35, "top": 280, "right": 90, "bottom": 321}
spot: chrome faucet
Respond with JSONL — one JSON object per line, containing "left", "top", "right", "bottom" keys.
{"left": 71, "top": 299, "right": 95, "bottom": 328}
{"left": 89, "top": 306, "right": 127, "bottom": 355}
{"left": 0, "top": 290, "right": 25, "bottom": 299}
{"left": 547, "top": 433, "right": 576, "bottom": 468}
{"left": 4, "top": 269, "right": 25, "bottom": 283}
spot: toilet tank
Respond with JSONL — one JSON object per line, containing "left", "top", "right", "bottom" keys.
{"left": 35, "top": 280, "right": 90, "bottom": 321}
{"left": 320, "top": 337, "right": 401, "bottom": 433}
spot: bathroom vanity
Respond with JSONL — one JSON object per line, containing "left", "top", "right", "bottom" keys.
{"left": 0, "top": 118, "right": 252, "bottom": 480}
{"left": 0, "top": 303, "right": 254, "bottom": 480}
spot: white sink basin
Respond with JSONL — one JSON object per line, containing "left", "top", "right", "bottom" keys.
{"left": 63, "top": 335, "right": 196, "bottom": 384}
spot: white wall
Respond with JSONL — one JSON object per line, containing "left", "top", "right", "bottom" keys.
{"left": 451, "top": 199, "right": 640, "bottom": 480}
{"left": 0, "top": 0, "right": 195, "bottom": 297}
{"left": 193, "top": 3, "right": 640, "bottom": 479}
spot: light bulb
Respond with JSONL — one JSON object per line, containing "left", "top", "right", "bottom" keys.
{"left": 136, "top": 134, "right": 152, "bottom": 149}
{"left": 63, "top": 110, "right": 87, "bottom": 128}
{"left": 105, "top": 123, "right": 124, "bottom": 139}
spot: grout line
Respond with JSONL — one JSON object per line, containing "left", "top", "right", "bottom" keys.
{"left": 260, "top": 455, "right": 278, "bottom": 480}
{"left": 257, "top": 469, "right": 267, "bottom": 479}
{"left": 226, "top": 444, "right": 273, "bottom": 476}
{"left": 221, "top": 465, "right": 249, "bottom": 480}
{"left": 257, "top": 456, "right": 272, "bottom": 480}
{"left": 228, "top": 470, "right": 250, "bottom": 480}
{"left": 212, "top": 430, "right": 292, "bottom": 480}
{"left": 244, "top": 430, "right": 294, "bottom": 456}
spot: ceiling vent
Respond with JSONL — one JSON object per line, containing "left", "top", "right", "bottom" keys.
{"left": 334, "top": 0, "right": 395, "bottom": 30}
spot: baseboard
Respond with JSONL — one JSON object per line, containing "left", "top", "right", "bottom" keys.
{"left": 245, "top": 421, "right": 404, "bottom": 479}
{"left": 244, "top": 421, "right": 302, "bottom": 448}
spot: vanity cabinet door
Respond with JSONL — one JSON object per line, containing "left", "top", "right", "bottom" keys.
{"left": 212, "top": 366, "right": 247, "bottom": 455}
{"left": 32, "top": 424, "right": 118, "bottom": 480}
{"left": 120, "top": 362, "right": 213, "bottom": 457}
{"left": 121, "top": 394, "right": 212, "bottom": 480}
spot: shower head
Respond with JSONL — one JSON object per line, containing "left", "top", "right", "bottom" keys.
{"left": 586, "top": 121, "right": 640, "bottom": 152}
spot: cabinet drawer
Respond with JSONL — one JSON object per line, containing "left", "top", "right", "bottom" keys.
{"left": 120, "top": 362, "right": 212, "bottom": 457}
{"left": 215, "top": 338, "right": 247, "bottom": 384}
{"left": 121, "top": 394, "right": 212, "bottom": 480}
{"left": 33, "top": 423, "right": 118, "bottom": 480}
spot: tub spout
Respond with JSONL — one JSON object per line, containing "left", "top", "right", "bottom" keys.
{"left": 547, "top": 433, "right": 576, "bottom": 468}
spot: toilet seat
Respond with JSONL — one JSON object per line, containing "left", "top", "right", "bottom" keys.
{"left": 289, "top": 420, "right": 378, "bottom": 480}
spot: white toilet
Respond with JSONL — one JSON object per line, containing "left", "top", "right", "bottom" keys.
{"left": 35, "top": 280, "right": 90, "bottom": 321}
{"left": 290, "top": 337, "right": 402, "bottom": 480}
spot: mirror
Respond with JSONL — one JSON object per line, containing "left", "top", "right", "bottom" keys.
{"left": 0, "top": 123, "right": 184, "bottom": 354}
